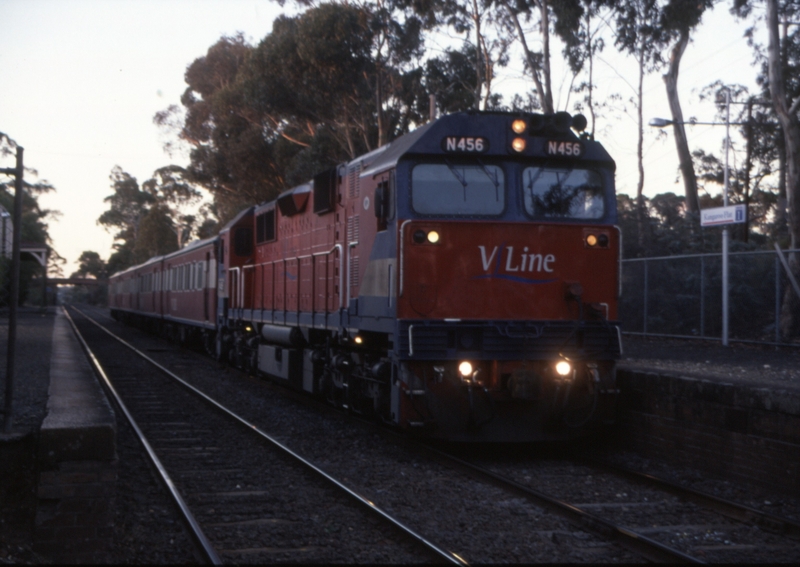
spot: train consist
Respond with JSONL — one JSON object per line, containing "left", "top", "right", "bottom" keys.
{"left": 109, "top": 110, "right": 622, "bottom": 442}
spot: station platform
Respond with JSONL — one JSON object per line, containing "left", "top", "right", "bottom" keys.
{"left": 0, "top": 306, "right": 116, "bottom": 563}
{"left": 614, "top": 335, "right": 800, "bottom": 497}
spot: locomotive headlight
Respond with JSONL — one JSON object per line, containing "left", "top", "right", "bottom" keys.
{"left": 413, "top": 229, "right": 440, "bottom": 244}
{"left": 586, "top": 234, "right": 598, "bottom": 247}
{"left": 458, "top": 361, "right": 474, "bottom": 377}
{"left": 555, "top": 360, "right": 572, "bottom": 376}
{"left": 511, "top": 137, "right": 526, "bottom": 152}
{"left": 354, "top": 335, "right": 363, "bottom": 345}
{"left": 511, "top": 119, "right": 527, "bottom": 134}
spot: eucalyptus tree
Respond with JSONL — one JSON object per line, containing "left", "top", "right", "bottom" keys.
{"left": 421, "top": 42, "right": 507, "bottom": 114}
{"left": 153, "top": 34, "right": 283, "bottom": 223}
{"left": 97, "top": 166, "right": 155, "bottom": 254}
{"left": 423, "top": 0, "right": 512, "bottom": 111}
{"left": 492, "top": 0, "right": 586, "bottom": 113}
{"left": 241, "top": 4, "right": 378, "bottom": 160}
{"left": 609, "top": 0, "right": 669, "bottom": 245}
{"left": 141, "top": 165, "right": 203, "bottom": 249}
{"left": 729, "top": 0, "right": 800, "bottom": 336}
{"left": 98, "top": 167, "right": 156, "bottom": 272}
{"left": 764, "top": 0, "right": 800, "bottom": 336}
{"left": 660, "top": 0, "right": 714, "bottom": 214}
{"left": 99, "top": 165, "right": 204, "bottom": 270}
{"left": 561, "top": 0, "right": 617, "bottom": 138}
{"left": 71, "top": 251, "right": 108, "bottom": 280}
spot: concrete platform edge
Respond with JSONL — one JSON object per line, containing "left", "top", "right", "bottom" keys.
{"left": 34, "top": 307, "right": 118, "bottom": 563}
{"left": 615, "top": 367, "right": 800, "bottom": 495}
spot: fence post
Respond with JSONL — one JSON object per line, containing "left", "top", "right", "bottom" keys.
{"left": 643, "top": 260, "right": 649, "bottom": 335}
{"left": 775, "top": 255, "right": 781, "bottom": 344}
{"left": 700, "top": 255, "right": 705, "bottom": 338}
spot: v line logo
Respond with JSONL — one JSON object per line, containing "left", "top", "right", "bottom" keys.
{"left": 473, "top": 244, "right": 559, "bottom": 285}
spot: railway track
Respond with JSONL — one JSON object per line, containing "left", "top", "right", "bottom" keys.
{"left": 70, "top": 305, "right": 800, "bottom": 563}
{"left": 65, "top": 306, "right": 461, "bottom": 564}
{"left": 411, "top": 442, "right": 800, "bottom": 564}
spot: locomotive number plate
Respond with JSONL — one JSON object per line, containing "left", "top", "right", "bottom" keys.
{"left": 442, "top": 136, "right": 489, "bottom": 153}
{"left": 546, "top": 140, "right": 583, "bottom": 157}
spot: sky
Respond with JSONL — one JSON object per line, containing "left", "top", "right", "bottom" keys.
{"left": 0, "top": 0, "right": 766, "bottom": 276}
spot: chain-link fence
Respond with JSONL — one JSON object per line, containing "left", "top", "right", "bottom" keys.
{"left": 620, "top": 249, "right": 798, "bottom": 346}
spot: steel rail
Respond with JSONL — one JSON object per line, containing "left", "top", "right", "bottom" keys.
{"left": 71, "top": 306, "right": 466, "bottom": 566}
{"left": 408, "top": 442, "right": 704, "bottom": 564}
{"left": 62, "top": 306, "right": 223, "bottom": 565}
{"left": 585, "top": 457, "right": 800, "bottom": 540}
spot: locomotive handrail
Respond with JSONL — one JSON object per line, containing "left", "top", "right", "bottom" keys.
{"left": 228, "top": 267, "right": 240, "bottom": 306}
{"left": 399, "top": 219, "right": 413, "bottom": 297}
{"left": 243, "top": 244, "right": 344, "bottom": 314}
{"left": 316, "top": 244, "right": 343, "bottom": 310}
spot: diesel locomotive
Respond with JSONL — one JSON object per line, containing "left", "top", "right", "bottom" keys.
{"left": 109, "top": 110, "right": 622, "bottom": 442}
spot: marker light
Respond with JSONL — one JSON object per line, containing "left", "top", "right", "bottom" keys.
{"left": 354, "top": 336, "right": 363, "bottom": 345}
{"left": 555, "top": 360, "right": 572, "bottom": 376}
{"left": 427, "top": 230, "right": 440, "bottom": 244}
{"left": 585, "top": 233, "right": 609, "bottom": 248}
{"left": 512, "top": 137, "right": 526, "bottom": 152}
{"left": 511, "top": 119, "right": 527, "bottom": 134}
{"left": 458, "top": 361, "right": 474, "bottom": 377}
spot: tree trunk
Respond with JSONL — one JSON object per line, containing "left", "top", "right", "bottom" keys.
{"left": 663, "top": 29, "right": 700, "bottom": 213}
{"left": 539, "top": 0, "right": 554, "bottom": 113}
{"left": 501, "top": 0, "right": 553, "bottom": 113}
{"left": 586, "top": 12, "right": 597, "bottom": 138}
{"left": 743, "top": 100, "right": 752, "bottom": 243}
{"left": 376, "top": 68, "right": 386, "bottom": 148}
{"left": 472, "top": 0, "right": 483, "bottom": 110}
{"left": 766, "top": 0, "right": 800, "bottom": 338}
{"left": 636, "top": 39, "right": 646, "bottom": 250}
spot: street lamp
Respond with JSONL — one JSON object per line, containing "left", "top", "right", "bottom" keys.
{"left": 650, "top": 90, "right": 734, "bottom": 346}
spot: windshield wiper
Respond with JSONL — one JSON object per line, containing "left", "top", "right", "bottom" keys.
{"left": 444, "top": 159, "right": 469, "bottom": 201}
{"left": 476, "top": 158, "right": 500, "bottom": 200}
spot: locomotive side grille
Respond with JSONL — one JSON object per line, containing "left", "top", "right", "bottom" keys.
{"left": 399, "top": 321, "right": 621, "bottom": 360}
{"left": 348, "top": 163, "right": 361, "bottom": 198}
{"left": 347, "top": 215, "right": 360, "bottom": 243}
{"left": 350, "top": 255, "right": 360, "bottom": 287}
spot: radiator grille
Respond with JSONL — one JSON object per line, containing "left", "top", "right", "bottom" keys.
{"left": 398, "top": 320, "right": 621, "bottom": 360}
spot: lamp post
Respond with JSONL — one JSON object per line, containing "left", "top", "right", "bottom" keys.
{"left": 650, "top": 90, "right": 734, "bottom": 346}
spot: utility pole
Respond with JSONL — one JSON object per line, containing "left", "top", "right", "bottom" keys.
{"left": 1, "top": 146, "right": 24, "bottom": 433}
{"left": 722, "top": 90, "right": 730, "bottom": 347}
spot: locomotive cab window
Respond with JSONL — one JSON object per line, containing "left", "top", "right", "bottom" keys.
{"left": 234, "top": 227, "right": 253, "bottom": 257}
{"left": 256, "top": 210, "right": 276, "bottom": 243}
{"left": 522, "top": 166, "right": 605, "bottom": 220}
{"left": 411, "top": 163, "right": 504, "bottom": 216}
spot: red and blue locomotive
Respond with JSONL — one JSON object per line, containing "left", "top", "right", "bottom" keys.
{"left": 109, "top": 110, "right": 621, "bottom": 442}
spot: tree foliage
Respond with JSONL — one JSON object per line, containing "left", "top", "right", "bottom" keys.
{"left": 0, "top": 132, "right": 63, "bottom": 305}
{"left": 98, "top": 165, "right": 208, "bottom": 273}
